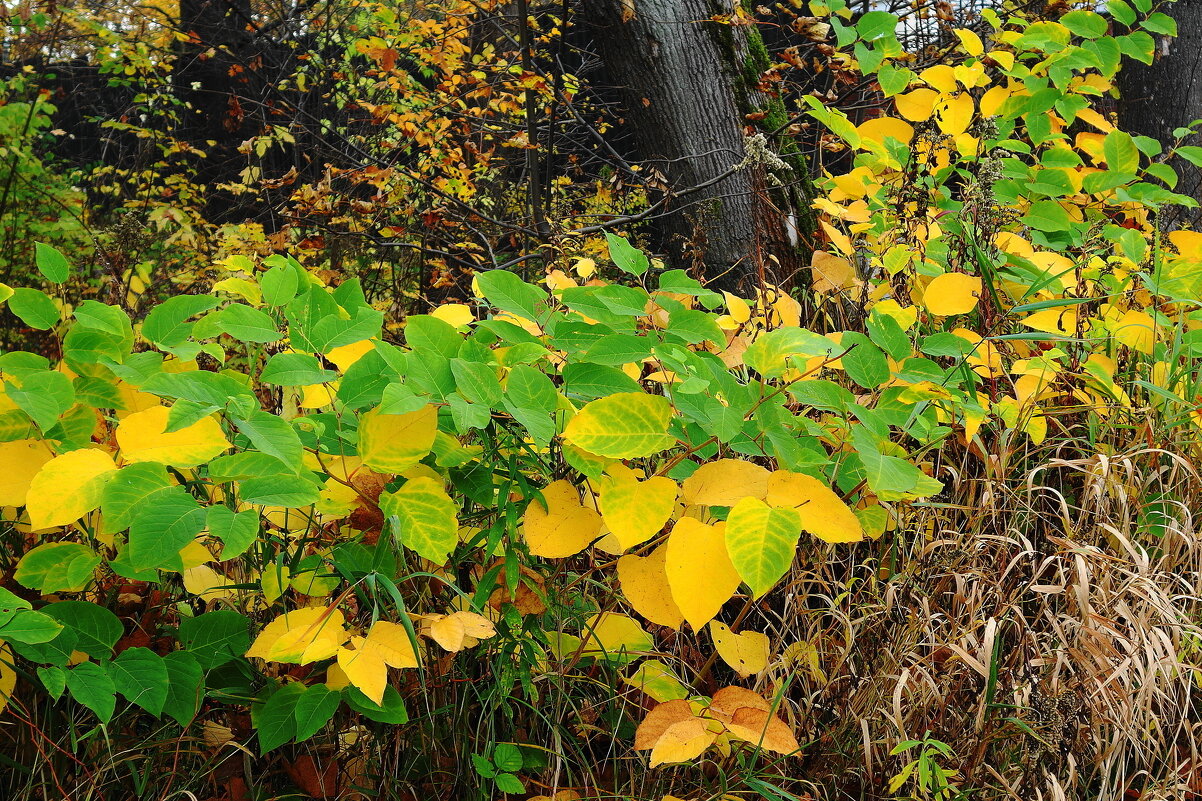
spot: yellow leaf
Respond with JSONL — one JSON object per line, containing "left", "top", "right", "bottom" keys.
{"left": 0, "top": 642, "right": 14, "bottom": 712}
{"left": 954, "top": 28, "right": 984, "bottom": 56}
{"left": 934, "top": 93, "right": 975, "bottom": 137}
{"left": 563, "top": 392, "right": 675, "bottom": 458}
{"left": 430, "top": 303, "right": 475, "bottom": 328}
{"left": 766, "top": 471, "right": 864, "bottom": 543}
{"left": 424, "top": 611, "right": 496, "bottom": 652}
{"left": 599, "top": 466, "right": 678, "bottom": 550}
{"left": 986, "top": 50, "right": 1015, "bottom": 71}
{"left": 579, "top": 612, "right": 654, "bottom": 663}
{"left": 856, "top": 116, "right": 914, "bottom": 147}
{"left": 649, "top": 717, "right": 715, "bottom": 766}
{"left": 363, "top": 620, "right": 420, "bottom": 669}
{"left": 617, "top": 545, "right": 685, "bottom": 629}
{"left": 26, "top": 449, "right": 118, "bottom": 530}
{"left": 722, "top": 291, "right": 751, "bottom": 323}
{"left": 182, "top": 565, "right": 230, "bottom": 600}
{"left": 327, "top": 339, "right": 375, "bottom": 372}
{"left": 337, "top": 635, "right": 388, "bottom": 704}
{"left": 709, "top": 621, "right": 769, "bottom": 678}
{"left": 665, "top": 519, "right": 741, "bottom": 630}
{"left": 117, "top": 406, "right": 229, "bottom": 467}
{"left": 894, "top": 88, "right": 939, "bottom": 123}
{"left": 922, "top": 273, "right": 982, "bottom": 317}
{"left": 357, "top": 405, "right": 438, "bottom": 473}
{"left": 1111, "top": 310, "right": 1156, "bottom": 354}
{"left": 979, "top": 85, "right": 1012, "bottom": 117}
{"left": 920, "top": 64, "right": 958, "bottom": 93}
{"left": 0, "top": 440, "right": 54, "bottom": 507}
{"left": 810, "top": 250, "right": 860, "bottom": 294}
{"left": 1021, "top": 308, "right": 1077, "bottom": 336}
{"left": 522, "top": 479, "right": 602, "bottom": 558}
{"left": 680, "top": 459, "right": 770, "bottom": 507}
{"left": 246, "top": 606, "right": 348, "bottom": 665}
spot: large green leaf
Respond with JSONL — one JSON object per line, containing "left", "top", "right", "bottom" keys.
{"left": 108, "top": 647, "right": 169, "bottom": 717}
{"left": 65, "top": 662, "right": 116, "bottom": 722}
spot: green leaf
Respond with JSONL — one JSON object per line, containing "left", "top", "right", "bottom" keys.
{"left": 475, "top": 270, "right": 544, "bottom": 322}
{"left": 66, "top": 662, "right": 116, "bottom": 722}
{"left": 502, "top": 364, "right": 557, "bottom": 446}
{"left": 1108, "top": 0, "right": 1136, "bottom": 26}
{"left": 42, "top": 601, "right": 122, "bottom": 658}
{"left": 1141, "top": 11, "right": 1178, "bottom": 35}
{"left": 842, "top": 340, "right": 890, "bottom": 388}
{"left": 109, "top": 646, "right": 169, "bottom": 717}
{"left": 233, "top": 409, "right": 304, "bottom": 469}
{"left": 101, "top": 462, "right": 174, "bottom": 533}
{"left": 261, "top": 263, "right": 300, "bottom": 306}
{"left": 1060, "top": 9, "right": 1107, "bottom": 38}
{"left": 8, "top": 288, "right": 59, "bottom": 330}
{"left": 1103, "top": 130, "right": 1140, "bottom": 174}
{"left": 0, "top": 609, "right": 64, "bottom": 644}
{"left": 451, "top": 358, "right": 503, "bottom": 406}
{"left": 381, "top": 476, "right": 458, "bottom": 564}
{"left": 343, "top": 685, "right": 408, "bottom": 724}
{"left": 207, "top": 506, "right": 260, "bottom": 559}
{"left": 493, "top": 743, "right": 524, "bottom": 772}
{"left": 724, "top": 497, "right": 803, "bottom": 597}
{"left": 856, "top": 10, "right": 898, "bottom": 41}
{"left": 218, "top": 304, "right": 284, "bottom": 343}
{"left": 142, "top": 295, "right": 220, "bottom": 349}
{"left": 239, "top": 474, "right": 321, "bottom": 507}
{"left": 5, "top": 370, "right": 74, "bottom": 431}
{"left": 604, "top": 232, "right": 650, "bottom": 276}
{"left": 127, "top": 486, "right": 206, "bottom": 570}
{"left": 1021, "top": 200, "right": 1073, "bottom": 232}
{"left": 34, "top": 242, "right": 70, "bottom": 284}
{"left": 37, "top": 666, "right": 66, "bottom": 700}
{"left": 14, "top": 543, "right": 100, "bottom": 592}
{"left": 293, "top": 684, "right": 341, "bottom": 742}
{"left": 178, "top": 610, "right": 251, "bottom": 669}
{"left": 161, "top": 651, "right": 204, "bottom": 726}
{"left": 260, "top": 353, "right": 336, "bottom": 386}
{"left": 494, "top": 773, "right": 526, "bottom": 794}
{"left": 561, "top": 363, "right": 641, "bottom": 399}
{"left": 253, "top": 682, "right": 306, "bottom": 753}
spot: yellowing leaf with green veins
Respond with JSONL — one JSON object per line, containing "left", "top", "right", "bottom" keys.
{"left": 894, "top": 88, "right": 939, "bottom": 122}
{"left": 665, "top": 518, "right": 741, "bottom": 630}
{"left": 922, "top": 273, "right": 981, "bottom": 316}
{"left": 0, "top": 642, "right": 14, "bottom": 712}
{"left": 422, "top": 610, "right": 496, "bottom": 652}
{"left": 563, "top": 392, "right": 674, "bottom": 458}
{"left": 522, "top": 479, "right": 602, "bottom": 558}
{"left": 246, "top": 607, "right": 348, "bottom": 665}
{"left": 709, "top": 621, "right": 770, "bottom": 678}
{"left": 357, "top": 405, "right": 438, "bottom": 473}
{"left": 622, "top": 659, "right": 689, "bottom": 702}
{"left": 766, "top": 471, "right": 864, "bottom": 544}
{"left": 0, "top": 440, "right": 53, "bottom": 507}
{"left": 579, "top": 612, "right": 653, "bottom": 664}
{"left": 617, "top": 546, "right": 684, "bottom": 629}
{"left": 26, "top": 448, "right": 118, "bottom": 529}
{"left": 117, "top": 406, "right": 229, "bottom": 467}
{"left": 380, "top": 476, "right": 458, "bottom": 564}
{"left": 724, "top": 497, "right": 802, "bottom": 598}
{"left": 335, "top": 621, "right": 420, "bottom": 704}
{"left": 680, "top": 459, "right": 770, "bottom": 508}
{"left": 599, "top": 466, "right": 678, "bottom": 550}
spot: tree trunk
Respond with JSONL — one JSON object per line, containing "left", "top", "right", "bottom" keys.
{"left": 1117, "top": 0, "right": 1202, "bottom": 228}
{"left": 580, "top": 0, "right": 809, "bottom": 291}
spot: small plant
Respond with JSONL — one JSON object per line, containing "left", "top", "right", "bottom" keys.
{"left": 888, "top": 733, "right": 960, "bottom": 800}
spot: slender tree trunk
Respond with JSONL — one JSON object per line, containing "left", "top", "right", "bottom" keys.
{"left": 1117, "top": 0, "right": 1202, "bottom": 228}
{"left": 581, "top": 0, "right": 809, "bottom": 291}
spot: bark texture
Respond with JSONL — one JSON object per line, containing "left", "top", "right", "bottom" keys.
{"left": 581, "top": 0, "right": 806, "bottom": 290}
{"left": 1117, "top": 0, "right": 1202, "bottom": 228}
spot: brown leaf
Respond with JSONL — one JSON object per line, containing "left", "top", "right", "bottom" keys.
{"left": 633, "top": 699, "right": 695, "bottom": 750}
{"left": 707, "top": 686, "right": 771, "bottom": 723}
{"left": 723, "top": 708, "right": 800, "bottom": 755}
{"left": 285, "top": 755, "right": 339, "bottom": 799}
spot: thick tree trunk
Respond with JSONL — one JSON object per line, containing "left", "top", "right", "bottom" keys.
{"left": 1117, "top": 0, "right": 1202, "bottom": 228}
{"left": 581, "top": 0, "right": 807, "bottom": 291}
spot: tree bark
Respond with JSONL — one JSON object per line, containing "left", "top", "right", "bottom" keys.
{"left": 1117, "top": 0, "right": 1202, "bottom": 228}
{"left": 580, "top": 0, "right": 809, "bottom": 291}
